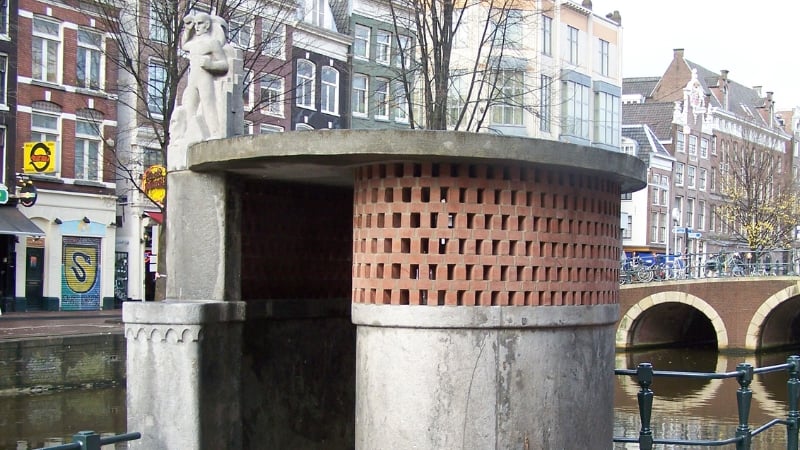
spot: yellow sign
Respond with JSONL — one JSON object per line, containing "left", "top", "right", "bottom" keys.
{"left": 64, "top": 244, "right": 99, "bottom": 294}
{"left": 142, "top": 165, "right": 167, "bottom": 205}
{"left": 23, "top": 141, "right": 57, "bottom": 174}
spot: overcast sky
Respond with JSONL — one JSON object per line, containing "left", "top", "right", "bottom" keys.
{"left": 589, "top": 0, "right": 800, "bottom": 110}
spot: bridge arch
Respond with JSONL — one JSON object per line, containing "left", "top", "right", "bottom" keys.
{"left": 616, "top": 291, "right": 730, "bottom": 350}
{"left": 745, "top": 282, "right": 800, "bottom": 351}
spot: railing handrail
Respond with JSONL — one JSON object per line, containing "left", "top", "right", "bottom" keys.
{"left": 613, "top": 356, "right": 800, "bottom": 449}
{"left": 33, "top": 431, "right": 141, "bottom": 450}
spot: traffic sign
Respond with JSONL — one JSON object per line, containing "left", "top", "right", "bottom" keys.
{"left": 688, "top": 232, "right": 702, "bottom": 239}
{"left": 0, "top": 185, "right": 7, "bottom": 205}
{"left": 673, "top": 227, "right": 686, "bottom": 234}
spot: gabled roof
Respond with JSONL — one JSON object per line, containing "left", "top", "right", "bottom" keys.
{"left": 685, "top": 59, "right": 771, "bottom": 127}
{"left": 623, "top": 76, "right": 660, "bottom": 98}
{"left": 622, "top": 124, "right": 672, "bottom": 166}
{"left": 622, "top": 102, "right": 675, "bottom": 141}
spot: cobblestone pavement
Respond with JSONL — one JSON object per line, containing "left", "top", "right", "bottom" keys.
{"left": 0, "top": 309, "right": 123, "bottom": 340}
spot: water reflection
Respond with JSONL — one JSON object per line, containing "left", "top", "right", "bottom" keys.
{"left": 0, "top": 387, "right": 126, "bottom": 450}
{"left": 615, "top": 348, "right": 799, "bottom": 449}
{"left": 1, "top": 350, "right": 797, "bottom": 449}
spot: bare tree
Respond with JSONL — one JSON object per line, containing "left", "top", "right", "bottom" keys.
{"left": 387, "top": 0, "right": 555, "bottom": 131}
{"left": 715, "top": 136, "right": 800, "bottom": 257}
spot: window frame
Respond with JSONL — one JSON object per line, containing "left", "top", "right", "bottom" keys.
{"left": 595, "top": 91, "right": 619, "bottom": 146}
{"left": 295, "top": 59, "right": 316, "bottom": 110}
{"left": 77, "top": 28, "right": 103, "bottom": 90}
{"left": 598, "top": 39, "right": 609, "bottom": 76}
{"left": 563, "top": 80, "right": 590, "bottom": 139}
{"left": 320, "top": 66, "right": 339, "bottom": 115}
{"left": 147, "top": 61, "right": 168, "bottom": 116}
{"left": 74, "top": 119, "right": 102, "bottom": 181}
{"left": 375, "top": 30, "right": 391, "bottom": 65}
{"left": 262, "top": 23, "right": 286, "bottom": 59}
{"left": 0, "top": 54, "right": 7, "bottom": 107}
{"left": 374, "top": 77, "right": 390, "bottom": 120}
{"left": 354, "top": 25, "right": 370, "bottom": 60}
{"left": 32, "top": 16, "right": 61, "bottom": 84}
{"left": 567, "top": 26, "right": 579, "bottom": 65}
{"left": 541, "top": 16, "right": 552, "bottom": 56}
{"left": 352, "top": 74, "right": 368, "bottom": 117}
{"left": 491, "top": 70, "right": 524, "bottom": 126}
{"left": 540, "top": 75, "right": 551, "bottom": 132}
{"left": 260, "top": 74, "right": 284, "bottom": 117}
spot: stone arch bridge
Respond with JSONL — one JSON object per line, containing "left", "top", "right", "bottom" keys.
{"left": 618, "top": 277, "right": 800, "bottom": 352}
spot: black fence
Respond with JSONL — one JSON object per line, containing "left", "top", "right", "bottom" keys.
{"left": 621, "top": 249, "right": 800, "bottom": 284}
{"left": 614, "top": 356, "right": 800, "bottom": 449}
{"left": 33, "top": 431, "right": 140, "bottom": 450}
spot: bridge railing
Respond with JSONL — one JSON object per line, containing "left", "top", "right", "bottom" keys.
{"left": 613, "top": 356, "right": 800, "bottom": 449}
{"left": 621, "top": 248, "right": 800, "bottom": 284}
{"left": 32, "top": 431, "right": 141, "bottom": 450}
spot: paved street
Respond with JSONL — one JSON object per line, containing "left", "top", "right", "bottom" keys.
{"left": 0, "top": 308, "right": 123, "bottom": 340}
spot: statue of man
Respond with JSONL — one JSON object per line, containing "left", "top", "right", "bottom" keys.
{"left": 180, "top": 13, "right": 229, "bottom": 140}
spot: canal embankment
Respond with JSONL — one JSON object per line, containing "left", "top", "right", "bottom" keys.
{"left": 0, "top": 310, "right": 125, "bottom": 395}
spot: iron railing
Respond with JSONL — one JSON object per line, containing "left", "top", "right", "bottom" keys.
{"left": 621, "top": 248, "right": 800, "bottom": 284}
{"left": 33, "top": 431, "right": 141, "bottom": 450}
{"left": 614, "top": 356, "right": 800, "bottom": 449}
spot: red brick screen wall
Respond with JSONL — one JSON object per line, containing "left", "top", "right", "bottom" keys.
{"left": 352, "top": 162, "right": 621, "bottom": 306}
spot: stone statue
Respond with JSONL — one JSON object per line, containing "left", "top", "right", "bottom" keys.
{"left": 168, "top": 12, "right": 244, "bottom": 171}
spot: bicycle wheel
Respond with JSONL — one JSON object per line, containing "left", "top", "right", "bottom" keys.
{"left": 636, "top": 266, "right": 654, "bottom": 283}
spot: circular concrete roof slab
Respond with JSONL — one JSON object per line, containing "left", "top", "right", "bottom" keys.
{"left": 188, "top": 130, "right": 647, "bottom": 192}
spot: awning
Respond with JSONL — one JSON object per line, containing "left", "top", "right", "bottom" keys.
{"left": 0, "top": 207, "right": 45, "bottom": 236}
{"left": 144, "top": 211, "right": 163, "bottom": 225}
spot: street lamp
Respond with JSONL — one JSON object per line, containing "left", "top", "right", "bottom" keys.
{"left": 671, "top": 207, "right": 681, "bottom": 256}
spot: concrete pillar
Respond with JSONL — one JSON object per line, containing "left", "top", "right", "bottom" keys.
{"left": 353, "top": 304, "right": 618, "bottom": 448}
{"left": 351, "top": 161, "right": 623, "bottom": 449}
{"left": 124, "top": 300, "right": 244, "bottom": 449}
{"left": 124, "top": 139, "right": 244, "bottom": 449}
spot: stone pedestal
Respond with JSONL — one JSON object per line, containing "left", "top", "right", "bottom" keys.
{"left": 124, "top": 300, "right": 245, "bottom": 450}
{"left": 353, "top": 304, "right": 618, "bottom": 449}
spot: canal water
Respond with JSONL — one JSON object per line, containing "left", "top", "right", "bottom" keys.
{"left": 0, "top": 349, "right": 797, "bottom": 449}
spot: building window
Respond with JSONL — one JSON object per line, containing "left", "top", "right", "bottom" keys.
{"left": 262, "top": 23, "right": 285, "bottom": 59}
{"left": 296, "top": 59, "right": 315, "bottom": 109}
{"left": 540, "top": 75, "right": 551, "bottom": 132}
{"left": 75, "top": 120, "right": 101, "bottom": 181}
{"left": 374, "top": 78, "right": 390, "bottom": 120}
{"left": 699, "top": 168, "right": 707, "bottom": 190}
{"left": 394, "top": 83, "right": 408, "bottom": 123}
{"left": 376, "top": 30, "right": 391, "bottom": 65}
{"left": 395, "top": 35, "right": 411, "bottom": 67}
{"left": 295, "top": 123, "right": 314, "bottom": 131}
{"left": 77, "top": 29, "right": 103, "bottom": 90}
{"left": 230, "top": 15, "right": 252, "bottom": 48}
{"left": 567, "top": 26, "right": 579, "bottom": 64}
{"left": 675, "top": 162, "right": 684, "bottom": 185}
{"left": 352, "top": 74, "right": 368, "bottom": 116}
{"left": 688, "top": 135, "right": 698, "bottom": 158}
{"left": 260, "top": 74, "right": 284, "bottom": 116}
{"left": 354, "top": 25, "right": 370, "bottom": 60}
{"left": 650, "top": 211, "right": 658, "bottom": 243}
{"left": 598, "top": 39, "right": 609, "bottom": 76}
{"left": 143, "top": 148, "right": 163, "bottom": 168}
{"left": 299, "top": 0, "right": 330, "bottom": 28}
{"left": 595, "top": 91, "right": 619, "bottom": 146}
{"left": 621, "top": 192, "right": 632, "bottom": 201}
{"left": 622, "top": 214, "right": 632, "bottom": 239}
{"left": 33, "top": 17, "right": 60, "bottom": 83}
{"left": 260, "top": 123, "right": 284, "bottom": 133}
{"left": 149, "top": 3, "right": 169, "bottom": 43}
{"left": 491, "top": 71, "right": 523, "bottom": 126}
{"left": 448, "top": 74, "right": 466, "bottom": 127}
{"left": 321, "top": 66, "right": 339, "bottom": 114}
{"left": 147, "top": 61, "right": 167, "bottom": 115}
{"left": 0, "top": 55, "right": 7, "bottom": 106}
{"left": 686, "top": 198, "right": 694, "bottom": 228}
{"left": 0, "top": 0, "right": 7, "bottom": 35}
{"left": 541, "top": 16, "right": 552, "bottom": 56}
{"left": 651, "top": 186, "right": 659, "bottom": 205}
{"left": 659, "top": 212, "right": 667, "bottom": 243}
{"left": 701, "top": 138, "right": 709, "bottom": 158}
{"left": 563, "top": 80, "right": 590, "bottom": 139}
{"left": 676, "top": 132, "right": 685, "bottom": 153}
{"left": 698, "top": 200, "right": 705, "bottom": 231}
{"left": 687, "top": 165, "right": 696, "bottom": 188}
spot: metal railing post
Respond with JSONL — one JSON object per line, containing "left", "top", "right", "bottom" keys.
{"left": 787, "top": 356, "right": 800, "bottom": 450}
{"left": 72, "top": 431, "right": 100, "bottom": 450}
{"left": 736, "top": 363, "right": 753, "bottom": 450}
{"left": 636, "top": 363, "right": 654, "bottom": 450}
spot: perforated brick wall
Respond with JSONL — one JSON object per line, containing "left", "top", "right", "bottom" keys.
{"left": 352, "top": 162, "right": 621, "bottom": 306}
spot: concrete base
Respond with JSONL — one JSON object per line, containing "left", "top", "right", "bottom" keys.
{"left": 123, "top": 300, "right": 245, "bottom": 450}
{"left": 352, "top": 304, "right": 619, "bottom": 450}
